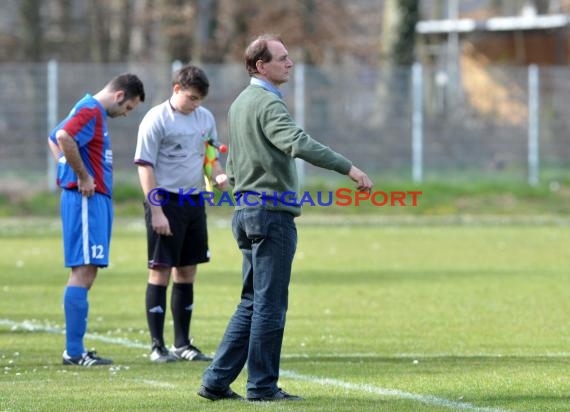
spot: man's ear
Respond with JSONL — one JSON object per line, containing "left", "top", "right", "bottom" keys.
{"left": 114, "top": 90, "right": 126, "bottom": 103}
{"left": 255, "top": 60, "right": 265, "bottom": 75}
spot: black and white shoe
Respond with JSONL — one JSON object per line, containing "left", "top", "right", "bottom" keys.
{"left": 62, "top": 350, "right": 113, "bottom": 366}
{"left": 171, "top": 341, "right": 212, "bottom": 361}
{"left": 149, "top": 343, "right": 177, "bottom": 363}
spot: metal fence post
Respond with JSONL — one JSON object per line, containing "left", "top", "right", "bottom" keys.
{"left": 294, "top": 62, "right": 306, "bottom": 187}
{"left": 47, "top": 59, "right": 58, "bottom": 192}
{"left": 528, "top": 64, "right": 540, "bottom": 186}
{"left": 412, "top": 63, "right": 423, "bottom": 183}
{"left": 171, "top": 60, "right": 183, "bottom": 73}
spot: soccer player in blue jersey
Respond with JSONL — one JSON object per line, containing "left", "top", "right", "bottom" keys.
{"left": 48, "top": 73, "right": 145, "bottom": 366}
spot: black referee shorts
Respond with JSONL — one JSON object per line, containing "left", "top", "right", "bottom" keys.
{"left": 144, "top": 193, "right": 210, "bottom": 269}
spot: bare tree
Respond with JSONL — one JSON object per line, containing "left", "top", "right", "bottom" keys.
{"left": 193, "top": 0, "right": 218, "bottom": 63}
{"left": 115, "top": 0, "right": 134, "bottom": 61}
{"left": 382, "top": 0, "right": 419, "bottom": 66}
{"left": 88, "top": 0, "right": 111, "bottom": 62}
{"left": 3, "top": 0, "right": 380, "bottom": 64}
{"left": 158, "top": 0, "right": 196, "bottom": 63}
{"left": 20, "top": 0, "right": 43, "bottom": 61}
{"left": 130, "top": 0, "right": 158, "bottom": 62}
{"left": 204, "top": 0, "right": 355, "bottom": 64}
{"left": 390, "top": 0, "right": 418, "bottom": 66}
{"left": 373, "top": 0, "right": 420, "bottom": 128}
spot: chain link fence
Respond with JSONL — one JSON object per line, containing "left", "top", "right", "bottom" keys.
{"left": 0, "top": 61, "right": 569, "bottom": 196}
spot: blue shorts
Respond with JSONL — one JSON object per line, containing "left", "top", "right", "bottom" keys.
{"left": 60, "top": 190, "right": 113, "bottom": 268}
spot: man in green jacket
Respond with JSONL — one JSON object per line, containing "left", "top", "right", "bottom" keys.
{"left": 199, "top": 34, "right": 373, "bottom": 402}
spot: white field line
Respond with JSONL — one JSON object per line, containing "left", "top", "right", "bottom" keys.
{"left": 0, "top": 319, "right": 147, "bottom": 349}
{"left": 280, "top": 370, "right": 507, "bottom": 412}
{"left": 3, "top": 319, "right": 570, "bottom": 360}
{"left": 4, "top": 318, "right": 569, "bottom": 359}
{"left": 0, "top": 318, "right": 547, "bottom": 411}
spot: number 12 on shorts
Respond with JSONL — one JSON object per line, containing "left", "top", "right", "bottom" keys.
{"left": 91, "top": 244, "right": 105, "bottom": 259}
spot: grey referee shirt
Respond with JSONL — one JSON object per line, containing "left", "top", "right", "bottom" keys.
{"left": 134, "top": 100, "right": 218, "bottom": 193}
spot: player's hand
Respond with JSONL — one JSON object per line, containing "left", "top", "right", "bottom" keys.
{"left": 214, "top": 173, "right": 229, "bottom": 191}
{"left": 348, "top": 165, "right": 373, "bottom": 193}
{"left": 151, "top": 209, "right": 173, "bottom": 236}
{"left": 77, "top": 175, "right": 96, "bottom": 197}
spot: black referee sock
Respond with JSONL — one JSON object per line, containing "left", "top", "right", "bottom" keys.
{"left": 146, "top": 283, "right": 167, "bottom": 347}
{"left": 171, "top": 282, "right": 194, "bottom": 348}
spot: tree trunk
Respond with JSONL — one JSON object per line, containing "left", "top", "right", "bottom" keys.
{"left": 89, "top": 0, "right": 111, "bottom": 63}
{"left": 20, "top": 0, "right": 43, "bottom": 62}
{"left": 116, "top": 0, "right": 133, "bottom": 61}
{"left": 160, "top": 0, "right": 194, "bottom": 63}
{"left": 377, "top": 0, "right": 419, "bottom": 124}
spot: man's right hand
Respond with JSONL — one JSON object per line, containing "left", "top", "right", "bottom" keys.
{"left": 151, "top": 208, "right": 173, "bottom": 236}
{"left": 347, "top": 165, "right": 374, "bottom": 193}
{"left": 77, "top": 174, "right": 96, "bottom": 197}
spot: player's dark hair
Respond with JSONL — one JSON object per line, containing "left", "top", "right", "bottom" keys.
{"left": 245, "top": 34, "right": 285, "bottom": 76}
{"left": 107, "top": 73, "right": 146, "bottom": 103}
{"left": 172, "top": 65, "right": 210, "bottom": 98}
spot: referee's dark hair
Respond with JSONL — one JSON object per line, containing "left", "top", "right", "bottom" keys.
{"left": 172, "top": 65, "right": 210, "bottom": 98}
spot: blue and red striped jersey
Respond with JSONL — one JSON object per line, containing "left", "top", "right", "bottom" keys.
{"left": 49, "top": 94, "right": 113, "bottom": 197}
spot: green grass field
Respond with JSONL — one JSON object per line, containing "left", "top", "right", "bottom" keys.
{"left": 1, "top": 217, "right": 569, "bottom": 411}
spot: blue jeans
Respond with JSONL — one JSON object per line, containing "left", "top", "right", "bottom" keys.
{"left": 202, "top": 208, "right": 297, "bottom": 398}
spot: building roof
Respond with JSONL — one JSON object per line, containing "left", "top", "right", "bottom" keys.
{"left": 417, "top": 14, "right": 570, "bottom": 34}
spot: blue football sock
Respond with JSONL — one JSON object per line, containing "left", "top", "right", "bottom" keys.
{"left": 63, "top": 286, "right": 89, "bottom": 357}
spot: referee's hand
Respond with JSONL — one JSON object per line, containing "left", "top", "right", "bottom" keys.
{"left": 151, "top": 209, "right": 173, "bottom": 236}
{"left": 214, "top": 173, "right": 229, "bottom": 191}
